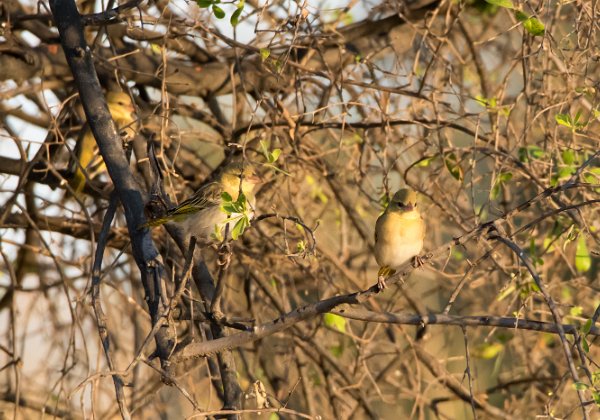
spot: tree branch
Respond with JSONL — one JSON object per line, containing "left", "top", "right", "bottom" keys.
{"left": 49, "top": 0, "right": 173, "bottom": 372}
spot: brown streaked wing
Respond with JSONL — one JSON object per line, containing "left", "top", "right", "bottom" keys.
{"left": 166, "top": 181, "right": 222, "bottom": 217}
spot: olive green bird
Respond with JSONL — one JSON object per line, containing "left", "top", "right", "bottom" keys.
{"left": 70, "top": 91, "right": 136, "bottom": 195}
{"left": 141, "top": 163, "right": 260, "bottom": 245}
{"left": 374, "top": 188, "right": 426, "bottom": 290}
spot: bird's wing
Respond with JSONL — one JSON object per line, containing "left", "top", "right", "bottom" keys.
{"left": 71, "top": 131, "right": 97, "bottom": 195}
{"left": 374, "top": 212, "right": 385, "bottom": 243}
{"left": 142, "top": 181, "right": 223, "bottom": 228}
{"left": 170, "top": 181, "right": 222, "bottom": 215}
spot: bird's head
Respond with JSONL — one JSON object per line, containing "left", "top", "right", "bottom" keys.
{"left": 388, "top": 188, "right": 418, "bottom": 212}
{"left": 220, "top": 163, "right": 261, "bottom": 197}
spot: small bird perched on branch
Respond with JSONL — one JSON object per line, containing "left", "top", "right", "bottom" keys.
{"left": 70, "top": 91, "right": 136, "bottom": 195}
{"left": 374, "top": 188, "right": 425, "bottom": 290}
{"left": 141, "top": 163, "right": 260, "bottom": 245}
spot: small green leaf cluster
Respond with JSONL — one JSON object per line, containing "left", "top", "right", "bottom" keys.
{"left": 259, "top": 139, "right": 289, "bottom": 176}
{"left": 444, "top": 152, "right": 463, "bottom": 181}
{"left": 475, "top": 95, "right": 510, "bottom": 116}
{"left": 490, "top": 171, "right": 512, "bottom": 200}
{"left": 528, "top": 220, "right": 592, "bottom": 275}
{"left": 195, "top": 0, "right": 245, "bottom": 26}
{"left": 555, "top": 111, "right": 587, "bottom": 133}
{"left": 518, "top": 145, "right": 545, "bottom": 163}
{"left": 514, "top": 10, "right": 545, "bottom": 36}
{"left": 550, "top": 149, "right": 585, "bottom": 187}
{"left": 219, "top": 191, "right": 251, "bottom": 240}
{"left": 518, "top": 145, "right": 599, "bottom": 191}
{"left": 323, "top": 313, "right": 346, "bottom": 333}
{"left": 259, "top": 48, "right": 270, "bottom": 61}
{"left": 574, "top": 320, "right": 600, "bottom": 404}
{"left": 484, "top": 0, "right": 545, "bottom": 36}
{"left": 306, "top": 175, "right": 328, "bottom": 204}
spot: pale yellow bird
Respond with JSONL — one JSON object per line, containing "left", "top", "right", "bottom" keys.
{"left": 141, "top": 163, "right": 260, "bottom": 245}
{"left": 70, "top": 91, "right": 136, "bottom": 195}
{"left": 374, "top": 188, "right": 425, "bottom": 289}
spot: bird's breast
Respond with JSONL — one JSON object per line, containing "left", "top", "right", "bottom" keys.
{"left": 374, "top": 211, "right": 425, "bottom": 269}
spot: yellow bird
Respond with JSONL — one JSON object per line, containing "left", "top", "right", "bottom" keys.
{"left": 374, "top": 188, "right": 425, "bottom": 289}
{"left": 70, "top": 91, "right": 136, "bottom": 195}
{"left": 141, "top": 163, "right": 261, "bottom": 245}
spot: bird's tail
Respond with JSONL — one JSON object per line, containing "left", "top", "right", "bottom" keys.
{"left": 138, "top": 216, "right": 171, "bottom": 230}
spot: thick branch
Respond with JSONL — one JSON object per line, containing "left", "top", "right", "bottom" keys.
{"left": 334, "top": 309, "right": 600, "bottom": 336}
{"left": 49, "top": 0, "right": 173, "bottom": 369}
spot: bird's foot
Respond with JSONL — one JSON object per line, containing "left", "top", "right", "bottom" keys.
{"left": 376, "top": 266, "right": 396, "bottom": 291}
{"left": 411, "top": 255, "right": 425, "bottom": 268}
{"left": 377, "top": 275, "right": 387, "bottom": 291}
{"left": 217, "top": 242, "right": 232, "bottom": 266}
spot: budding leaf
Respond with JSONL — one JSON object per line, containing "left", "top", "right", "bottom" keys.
{"left": 575, "top": 235, "right": 591, "bottom": 273}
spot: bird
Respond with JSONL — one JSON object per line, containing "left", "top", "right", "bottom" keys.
{"left": 374, "top": 188, "right": 425, "bottom": 290}
{"left": 70, "top": 91, "right": 136, "bottom": 195}
{"left": 141, "top": 163, "right": 260, "bottom": 245}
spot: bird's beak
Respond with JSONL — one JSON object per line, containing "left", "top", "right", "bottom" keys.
{"left": 245, "top": 173, "right": 262, "bottom": 184}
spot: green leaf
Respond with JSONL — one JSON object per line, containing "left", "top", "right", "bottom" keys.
{"left": 196, "top": 0, "right": 212, "bottom": 8}
{"left": 212, "top": 5, "right": 225, "bottom": 19}
{"left": 221, "top": 192, "right": 233, "bottom": 202}
{"left": 490, "top": 172, "right": 513, "bottom": 200}
{"left": 583, "top": 337, "right": 590, "bottom": 353}
{"left": 231, "top": 216, "right": 249, "bottom": 240}
{"left": 475, "top": 95, "right": 498, "bottom": 108}
{"left": 324, "top": 313, "right": 346, "bottom": 332}
{"left": 575, "top": 234, "right": 591, "bottom": 273}
{"left": 268, "top": 413, "right": 279, "bottom": 420}
{"left": 417, "top": 156, "right": 437, "bottom": 167}
{"left": 498, "top": 172, "right": 513, "bottom": 182}
{"left": 485, "top": 0, "right": 514, "bottom": 8}
{"left": 593, "top": 370, "right": 600, "bottom": 385}
{"left": 238, "top": 192, "right": 246, "bottom": 206}
{"left": 555, "top": 113, "right": 573, "bottom": 128}
{"left": 270, "top": 148, "right": 281, "bottom": 163}
{"left": 451, "top": 247, "right": 464, "bottom": 261}
{"left": 329, "top": 344, "right": 344, "bottom": 358}
{"left": 221, "top": 203, "right": 237, "bottom": 214}
{"left": 474, "top": 342, "right": 504, "bottom": 359}
{"left": 444, "top": 152, "right": 463, "bottom": 181}
{"left": 497, "top": 284, "right": 516, "bottom": 301}
{"left": 260, "top": 48, "right": 270, "bottom": 61}
{"left": 583, "top": 167, "right": 600, "bottom": 184}
{"left": 230, "top": 7, "right": 243, "bottom": 25}
{"left": 573, "top": 382, "right": 589, "bottom": 390}
{"left": 557, "top": 166, "right": 575, "bottom": 180}
{"left": 518, "top": 145, "right": 544, "bottom": 162}
{"left": 592, "top": 390, "right": 600, "bottom": 407}
{"left": 570, "top": 306, "right": 583, "bottom": 317}
{"left": 583, "top": 319, "right": 593, "bottom": 334}
{"left": 490, "top": 183, "right": 501, "bottom": 200}
{"left": 562, "top": 149, "right": 576, "bottom": 165}
{"left": 514, "top": 10, "right": 528, "bottom": 21}
{"left": 523, "top": 17, "right": 545, "bottom": 36}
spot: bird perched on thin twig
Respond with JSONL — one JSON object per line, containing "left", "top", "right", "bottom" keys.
{"left": 70, "top": 91, "right": 136, "bottom": 196}
{"left": 141, "top": 163, "right": 260, "bottom": 245}
{"left": 374, "top": 188, "right": 425, "bottom": 290}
